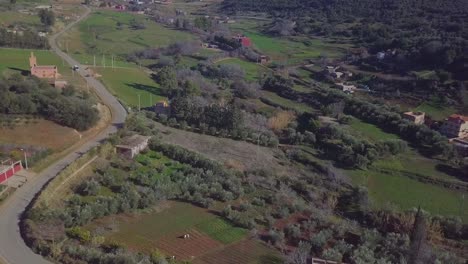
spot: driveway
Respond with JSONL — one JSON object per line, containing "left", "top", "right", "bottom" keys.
{"left": 0, "top": 5, "right": 127, "bottom": 264}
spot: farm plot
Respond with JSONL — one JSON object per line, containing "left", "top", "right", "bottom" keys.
{"left": 193, "top": 239, "right": 282, "bottom": 264}
{"left": 88, "top": 201, "right": 248, "bottom": 260}
{"left": 215, "top": 58, "right": 269, "bottom": 81}
{"left": 58, "top": 9, "right": 196, "bottom": 65}
{"left": 153, "top": 229, "right": 222, "bottom": 260}
{"left": 92, "top": 67, "right": 165, "bottom": 108}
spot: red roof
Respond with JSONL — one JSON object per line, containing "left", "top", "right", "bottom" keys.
{"left": 240, "top": 37, "right": 252, "bottom": 47}
{"left": 448, "top": 114, "right": 468, "bottom": 122}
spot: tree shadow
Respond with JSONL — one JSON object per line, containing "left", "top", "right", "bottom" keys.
{"left": 8, "top": 67, "right": 29, "bottom": 76}
{"left": 435, "top": 164, "right": 467, "bottom": 182}
{"left": 125, "top": 82, "right": 161, "bottom": 95}
{"left": 258, "top": 254, "right": 283, "bottom": 264}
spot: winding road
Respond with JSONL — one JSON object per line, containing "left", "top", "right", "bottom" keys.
{"left": 0, "top": 5, "right": 127, "bottom": 264}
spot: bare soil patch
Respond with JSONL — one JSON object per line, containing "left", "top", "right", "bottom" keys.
{"left": 154, "top": 229, "right": 223, "bottom": 261}
{"left": 193, "top": 239, "right": 282, "bottom": 264}
{"left": 153, "top": 122, "right": 293, "bottom": 176}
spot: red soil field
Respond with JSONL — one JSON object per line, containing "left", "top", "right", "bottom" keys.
{"left": 154, "top": 229, "right": 223, "bottom": 261}
{"left": 193, "top": 239, "right": 281, "bottom": 264}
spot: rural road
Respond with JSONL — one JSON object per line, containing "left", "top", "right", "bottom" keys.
{"left": 0, "top": 5, "right": 127, "bottom": 264}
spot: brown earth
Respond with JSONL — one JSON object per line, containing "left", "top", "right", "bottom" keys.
{"left": 152, "top": 122, "right": 294, "bottom": 177}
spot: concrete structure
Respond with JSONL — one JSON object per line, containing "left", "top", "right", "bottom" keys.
{"left": 30, "top": 52, "right": 59, "bottom": 79}
{"left": 440, "top": 114, "right": 468, "bottom": 138}
{"left": 451, "top": 138, "right": 468, "bottom": 157}
{"left": 154, "top": 100, "right": 170, "bottom": 115}
{"left": 0, "top": 160, "right": 22, "bottom": 185}
{"left": 116, "top": 134, "right": 151, "bottom": 159}
{"left": 30, "top": 52, "right": 68, "bottom": 88}
{"left": 336, "top": 83, "right": 357, "bottom": 94}
{"left": 260, "top": 55, "right": 270, "bottom": 65}
{"left": 311, "top": 257, "right": 346, "bottom": 264}
{"left": 403, "top": 111, "right": 425, "bottom": 125}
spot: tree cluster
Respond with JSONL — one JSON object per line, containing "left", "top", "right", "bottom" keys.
{"left": 0, "top": 75, "right": 99, "bottom": 131}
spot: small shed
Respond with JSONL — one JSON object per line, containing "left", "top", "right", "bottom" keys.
{"left": 116, "top": 135, "right": 151, "bottom": 159}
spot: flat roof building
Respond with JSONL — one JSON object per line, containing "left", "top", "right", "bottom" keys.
{"left": 403, "top": 111, "right": 425, "bottom": 125}
{"left": 116, "top": 134, "right": 151, "bottom": 159}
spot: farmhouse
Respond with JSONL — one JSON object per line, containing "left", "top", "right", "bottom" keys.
{"left": 403, "top": 111, "right": 425, "bottom": 125}
{"left": 440, "top": 114, "right": 468, "bottom": 138}
{"left": 154, "top": 100, "right": 170, "bottom": 115}
{"left": 116, "top": 134, "right": 151, "bottom": 159}
{"left": 29, "top": 52, "right": 68, "bottom": 88}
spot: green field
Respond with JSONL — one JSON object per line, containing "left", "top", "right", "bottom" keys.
{"left": 90, "top": 201, "right": 247, "bottom": 251}
{"left": 349, "top": 162, "right": 468, "bottom": 222}
{"left": 0, "top": 10, "right": 40, "bottom": 27}
{"left": 346, "top": 117, "right": 468, "bottom": 222}
{"left": 94, "top": 67, "right": 164, "bottom": 108}
{"left": 261, "top": 91, "right": 316, "bottom": 113}
{"left": 196, "top": 218, "right": 247, "bottom": 244}
{"left": 414, "top": 101, "right": 456, "bottom": 121}
{"left": 60, "top": 10, "right": 196, "bottom": 65}
{"left": 348, "top": 117, "right": 400, "bottom": 141}
{"left": 229, "top": 19, "right": 349, "bottom": 64}
{"left": 216, "top": 57, "right": 268, "bottom": 81}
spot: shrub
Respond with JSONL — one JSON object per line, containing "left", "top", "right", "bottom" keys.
{"left": 66, "top": 227, "right": 91, "bottom": 243}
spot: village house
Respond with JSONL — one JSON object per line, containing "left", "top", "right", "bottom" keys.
{"left": 154, "top": 100, "right": 170, "bottom": 115}
{"left": 403, "top": 111, "right": 425, "bottom": 125}
{"left": 259, "top": 55, "right": 270, "bottom": 65}
{"left": 440, "top": 114, "right": 468, "bottom": 138}
{"left": 233, "top": 34, "right": 252, "bottom": 47}
{"left": 336, "top": 82, "right": 357, "bottom": 94}
{"left": 116, "top": 134, "right": 151, "bottom": 159}
{"left": 29, "top": 52, "right": 68, "bottom": 88}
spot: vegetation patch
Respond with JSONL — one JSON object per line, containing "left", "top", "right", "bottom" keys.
{"left": 94, "top": 67, "right": 165, "bottom": 108}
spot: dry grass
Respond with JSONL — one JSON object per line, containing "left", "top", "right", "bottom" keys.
{"left": 152, "top": 122, "right": 295, "bottom": 177}
{"left": 268, "top": 111, "right": 295, "bottom": 132}
{"left": 0, "top": 119, "right": 80, "bottom": 151}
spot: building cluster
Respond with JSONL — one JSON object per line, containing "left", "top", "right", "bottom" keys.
{"left": 440, "top": 114, "right": 468, "bottom": 156}
{"left": 403, "top": 111, "right": 468, "bottom": 156}
{"left": 29, "top": 52, "right": 68, "bottom": 89}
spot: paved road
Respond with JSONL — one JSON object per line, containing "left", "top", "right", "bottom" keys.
{"left": 0, "top": 5, "right": 127, "bottom": 264}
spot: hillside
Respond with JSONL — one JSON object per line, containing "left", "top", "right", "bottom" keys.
{"left": 223, "top": 0, "right": 468, "bottom": 78}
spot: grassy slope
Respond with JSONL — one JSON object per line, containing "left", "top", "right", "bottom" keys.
{"left": 415, "top": 102, "right": 457, "bottom": 121}
{"left": 229, "top": 19, "right": 349, "bottom": 64}
{"left": 93, "top": 67, "right": 163, "bottom": 108}
{"left": 216, "top": 57, "right": 268, "bottom": 81}
{"left": 350, "top": 164, "right": 468, "bottom": 222}
{"left": 347, "top": 117, "right": 468, "bottom": 222}
{"left": 61, "top": 10, "right": 195, "bottom": 65}
{"left": 58, "top": 10, "right": 194, "bottom": 107}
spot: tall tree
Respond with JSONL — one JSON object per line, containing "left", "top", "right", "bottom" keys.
{"left": 408, "top": 207, "right": 431, "bottom": 264}
{"left": 39, "top": 9, "right": 55, "bottom": 27}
